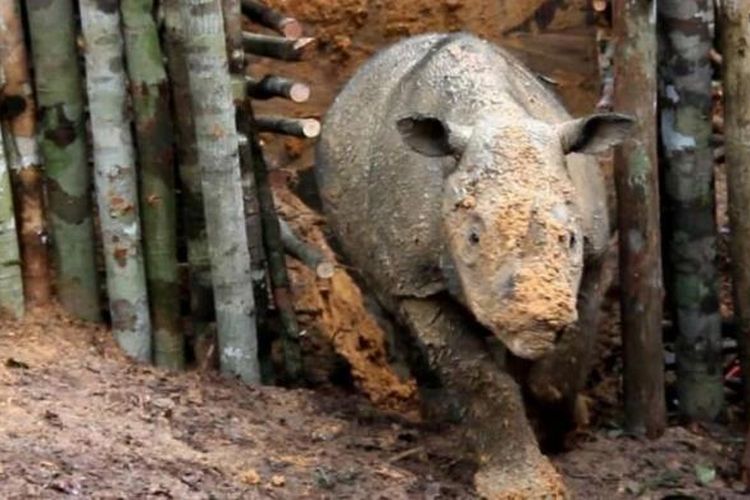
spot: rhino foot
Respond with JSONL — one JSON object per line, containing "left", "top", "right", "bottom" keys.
{"left": 474, "top": 457, "right": 568, "bottom": 500}
{"left": 398, "top": 297, "right": 568, "bottom": 499}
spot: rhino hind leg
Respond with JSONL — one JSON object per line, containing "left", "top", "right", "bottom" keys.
{"left": 398, "top": 296, "right": 568, "bottom": 499}
{"left": 526, "top": 242, "right": 616, "bottom": 447}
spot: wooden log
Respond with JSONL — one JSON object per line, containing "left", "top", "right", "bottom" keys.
{"left": 122, "top": 0, "right": 184, "bottom": 369}
{"left": 241, "top": 105, "right": 303, "bottom": 383}
{"left": 246, "top": 75, "right": 310, "bottom": 103}
{"left": 80, "top": 0, "right": 152, "bottom": 361}
{"left": 162, "top": 0, "right": 215, "bottom": 368}
{"left": 720, "top": 0, "right": 750, "bottom": 421}
{"left": 0, "top": 0, "right": 51, "bottom": 306}
{"left": 242, "top": 32, "right": 315, "bottom": 61}
{"left": 180, "top": 0, "right": 260, "bottom": 384}
{"left": 26, "top": 0, "right": 101, "bottom": 321}
{"left": 659, "top": 0, "right": 723, "bottom": 421}
{"left": 240, "top": 0, "right": 303, "bottom": 38}
{"left": 0, "top": 65, "right": 24, "bottom": 319}
{"left": 613, "top": 0, "right": 667, "bottom": 438}
{"left": 254, "top": 115, "right": 320, "bottom": 138}
{"left": 278, "top": 217, "right": 334, "bottom": 279}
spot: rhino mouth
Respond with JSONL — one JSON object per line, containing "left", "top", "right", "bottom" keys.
{"left": 498, "top": 324, "right": 567, "bottom": 360}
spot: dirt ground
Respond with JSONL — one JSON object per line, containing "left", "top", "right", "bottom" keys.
{"left": 1, "top": 307, "right": 747, "bottom": 499}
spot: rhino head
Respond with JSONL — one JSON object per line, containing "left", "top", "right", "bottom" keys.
{"left": 396, "top": 111, "right": 634, "bottom": 359}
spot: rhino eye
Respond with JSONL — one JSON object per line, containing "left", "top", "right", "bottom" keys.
{"left": 468, "top": 230, "right": 480, "bottom": 245}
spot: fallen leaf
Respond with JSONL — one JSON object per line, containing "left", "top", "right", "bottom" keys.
{"left": 695, "top": 464, "right": 716, "bottom": 486}
{"left": 271, "top": 475, "right": 285, "bottom": 487}
{"left": 240, "top": 468, "right": 261, "bottom": 485}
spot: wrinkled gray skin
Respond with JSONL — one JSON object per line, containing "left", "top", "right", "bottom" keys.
{"left": 316, "top": 33, "right": 631, "bottom": 497}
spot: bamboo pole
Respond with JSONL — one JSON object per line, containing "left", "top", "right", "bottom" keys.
{"left": 242, "top": 106, "right": 302, "bottom": 383}
{"left": 720, "top": 0, "right": 750, "bottom": 419}
{"left": 80, "top": 0, "right": 151, "bottom": 362}
{"left": 659, "top": 0, "right": 723, "bottom": 422}
{"left": 180, "top": 0, "right": 260, "bottom": 384}
{"left": 122, "top": 0, "right": 184, "bottom": 369}
{"left": 26, "top": 0, "right": 101, "bottom": 321}
{"left": 0, "top": 0, "right": 51, "bottom": 306}
{"left": 162, "top": 0, "right": 215, "bottom": 365}
{"left": 613, "top": 0, "right": 666, "bottom": 438}
{"left": 0, "top": 76, "right": 24, "bottom": 318}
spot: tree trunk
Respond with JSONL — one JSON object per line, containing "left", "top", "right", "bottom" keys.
{"left": 80, "top": 0, "right": 151, "bottom": 362}
{"left": 659, "top": 0, "right": 723, "bottom": 421}
{"left": 180, "top": 0, "right": 260, "bottom": 384}
{"left": 26, "top": 0, "right": 101, "bottom": 321}
{"left": 121, "top": 0, "right": 183, "bottom": 369}
{"left": 720, "top": 0, "right": 750, "bottom": 418}
{"left": 0, "top": 0, "right": 51, "bottom": 307}
{"left": 613, "top": 0, "right": 667, "bottom": 438}
{"left": 162, "top": 0, "right": 215, "bottom": 366}
{"left": 0, "top": 121, "right": 24, "bottom": 318}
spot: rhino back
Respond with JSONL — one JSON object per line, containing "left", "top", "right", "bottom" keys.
{"left": 316, "top": 33, "right": 608, "bottom": 303}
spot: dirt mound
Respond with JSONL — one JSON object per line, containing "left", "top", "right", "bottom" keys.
{"left": 276, "top": 187, "right": 419, "bottom": 415}
{"left": 0, "top": 307, "right": 473, "bottom": 498}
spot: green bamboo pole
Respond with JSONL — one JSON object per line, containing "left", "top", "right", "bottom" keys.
{"left": 0, "top": 0, "right": 51, "bottom": 307}
{"left": 659, "top": 0, "right": 723, "bottom": 421}
{"left": 80, "top": 0, "right": 151, "bottom": 361}
{"left": 0, "top": 119, "right": 24, "bottom": 318}
{"left": 121, "top": 0, "right": 183, "bottom": 369}
{"left": 180, "top": 0, "right": 260, "bottom": 383}
{"left": 26, "top": 0, "right": 101, "bottom": 321}
{"left": 162, "top": 0, "right": 215, "bottom": 366}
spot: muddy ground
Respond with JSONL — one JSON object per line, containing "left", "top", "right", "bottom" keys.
{"left": 0, "top": 309, "right": 747, "bottom": 499}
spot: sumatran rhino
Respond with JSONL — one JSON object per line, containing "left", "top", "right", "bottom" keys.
{"left": 316, "top": 33, "right": 632, "bottom": 498}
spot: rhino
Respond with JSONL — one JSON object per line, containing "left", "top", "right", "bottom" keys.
{"left": 316, "top": 32, "right": 632, "bottom": 498}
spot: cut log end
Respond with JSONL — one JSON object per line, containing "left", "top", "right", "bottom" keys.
{"left": 315, "top": 262, "right": 335, "bottom": 280}
{"left": 301, "top": 119, "right": 321, "bottom": 138}
{"left": 289, "top": 83, "right": 310, "bottom": 103}
{"left": 255, "top": 115, "right": 321, "bottom": 138}
{"left": 280, "top": 18, "right": 303, "bottom": 39}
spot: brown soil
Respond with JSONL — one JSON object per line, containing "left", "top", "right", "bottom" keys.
{"left": 0, "top": 308, "right": 474, "bottom": 499}
{"left": 1, "top": 307, "right": 746, "bottom": 499}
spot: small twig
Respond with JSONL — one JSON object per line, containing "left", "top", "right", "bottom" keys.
{"left": 387, "top": 446, "right": 425, "bottom": 464}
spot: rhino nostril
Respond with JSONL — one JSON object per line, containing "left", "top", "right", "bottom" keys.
{"left": 559, "top": 231, "right": 577, "bottom": 250}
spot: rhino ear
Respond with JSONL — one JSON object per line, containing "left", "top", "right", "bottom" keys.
{"left": 558, "top": 113, "right": 635, "bottom": 155}
{"left": 396, "top": 115, "right": 471, "bottom": 158}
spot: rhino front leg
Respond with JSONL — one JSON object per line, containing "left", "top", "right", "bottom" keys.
{"left": 526, "top": 242, "right": 616, "bottom": 440}
{"left": 398, "top": 297, "right": 567, "bottom": 499}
